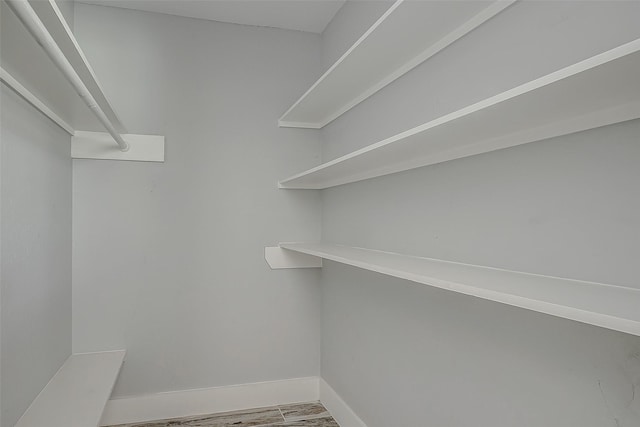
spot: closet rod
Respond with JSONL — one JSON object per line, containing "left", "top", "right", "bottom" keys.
{"left": 1, "top": 67, "right": 75, "bottom": 135}
{"left": 6, "top": 0, "right": 129, "bottom": 151}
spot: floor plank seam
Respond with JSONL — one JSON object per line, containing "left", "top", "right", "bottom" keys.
{"left": 106, "top": 401, "right": 339, "bottom": 427}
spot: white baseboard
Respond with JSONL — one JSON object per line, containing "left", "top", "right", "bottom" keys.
{"left": 99, "top": 377, "right": 319, "bottom": 426}
{"left": 319, "top": 378, "right": 368, "bottom": 427}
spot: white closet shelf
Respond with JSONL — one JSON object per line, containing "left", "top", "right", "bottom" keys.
{"left": 280, "top": 243, "right": 640, "bottom": 337}
{"left": 278, "top": 0, "right": 515, "bottom": 129}
{"left": 15, "top": 350, "right": 126, "bottom": 427}
{"left": 279, "top": 39, "right": 640, "bottom": 189}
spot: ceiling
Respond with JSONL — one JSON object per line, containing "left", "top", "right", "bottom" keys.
{"left": 77, "top": 0, "right": 346, "bottom": 33}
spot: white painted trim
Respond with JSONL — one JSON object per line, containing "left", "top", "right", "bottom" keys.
{"left": 320, "top": 378, "right": 368, "bottom": 427}
{"left": 278, "top": 0, "right": 516, "bottom": 128}
{"left": 265, "top": 246, "right": 322, "bottom": 269}
{"left": 100, "top": 377, "right": 320, "bottom": 426}
{"left": 0, "top": 67, "right": 75, "bottom": 135}
{"left": 72, "top": 131, "right": 165, "bottom": 162}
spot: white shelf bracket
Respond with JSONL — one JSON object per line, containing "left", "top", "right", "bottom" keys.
{"left": 265, "top": 246, "right": 322, "bottom": 269}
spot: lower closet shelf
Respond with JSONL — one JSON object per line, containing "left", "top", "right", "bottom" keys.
{"left": 15, "top": 350, "right": 126, "bottom": 427}
{"left": 280, "top": 243, "right": 640, "bottom": 336}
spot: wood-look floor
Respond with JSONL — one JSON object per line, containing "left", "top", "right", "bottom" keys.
{"left": 108, "top": 402, "right": 339, "bottom": 427}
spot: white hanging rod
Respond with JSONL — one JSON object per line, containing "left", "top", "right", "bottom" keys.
{"left": 1, "top": 67, "right": 75, "bottom": 135}
{"left": 5, "top": 0, "right": 129, "bottom": 151}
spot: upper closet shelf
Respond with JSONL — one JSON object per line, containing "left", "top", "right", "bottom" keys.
{"left": 280, "top": 39, "right": 640, "bottom": 189}
{"left": 280, "top": 243, "right": 640, "bottom": 337}
{"left": 278, "top": 0, "right": 516, "bottom": 129}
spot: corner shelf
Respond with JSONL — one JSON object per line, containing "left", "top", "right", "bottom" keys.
{"left": 279, "top": 39, "right": 640, "bottom": 189}
{"left": 278, "top": 0, "right": 516, "bottom": 129}
{"left": 280, "top": 243, "right": 640, "bottom": 336}
{"left": 15, "top": 350, "right": 126, "bottom": 427}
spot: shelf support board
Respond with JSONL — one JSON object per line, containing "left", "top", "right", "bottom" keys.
{"left": 72, "top": 131, "right": 165, "bottom": 162}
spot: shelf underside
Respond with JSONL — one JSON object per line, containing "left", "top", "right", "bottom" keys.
{"left": 281, "top": 243, "right": 640, "bottom": 336}
{"left": 279, "top": 0, "right": 512, "bottom": 128}
{"left": 280, "top": 40, "right": 640, "bottom": 189}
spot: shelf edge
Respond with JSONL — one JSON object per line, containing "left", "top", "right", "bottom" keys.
{"left": 279, "top": 0, "right": 516, "bottom": 129}
{"left": 279, "top": 39, "right": 640, "bottom": 189}
{"left": 280, "top": 243, "right": 640, "bottom": 336}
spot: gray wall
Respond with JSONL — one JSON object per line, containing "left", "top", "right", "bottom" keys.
{"left": 0, "top": 86, "right": 72, "bottom": 427}
{"left": 1, "top": 2, "right": 74, "bottom": 426}
{"left": 71, "top": 4, "right": 323, "bottom": 398}
{"left": 319, "top": 1, "right": 640, "bottom": 426}
{"left": 321, "top": 0, "right": 392, "bottom": 69}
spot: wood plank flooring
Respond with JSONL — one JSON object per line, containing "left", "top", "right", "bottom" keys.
{"left": 108, "top": 402, "right": 339, "bottom": 427}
